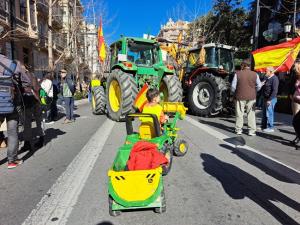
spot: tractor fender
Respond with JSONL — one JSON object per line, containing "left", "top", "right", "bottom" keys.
{"left": 188, "top": 67, "right": 210, "bottom": 85}
{"left": 112, "top": 64, "right": 137, "bottom": 73}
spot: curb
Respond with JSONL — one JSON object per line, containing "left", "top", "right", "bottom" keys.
{"left": 186, "top": 116, "right": 300, "bottom": 185}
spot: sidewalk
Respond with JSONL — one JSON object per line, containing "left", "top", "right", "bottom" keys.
{"left": 192, "top": 110, "right": 300, "bottom": 174}
{"left": 0, "top": 98, "right": 89, "bottom": 133}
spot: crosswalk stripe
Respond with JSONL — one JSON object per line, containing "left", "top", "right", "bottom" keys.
{"left": 22, "top": 119, "right": 115, "bottom": 225}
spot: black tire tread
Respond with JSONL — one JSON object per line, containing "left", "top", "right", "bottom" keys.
{"left": 173, "top": 139, "right": 188, "bottom": 157}
{"left": 107, "top": 69, "right": 138, "bottom": 121}
{"left": 187, "top": 73, "right": 227, "bottom": 117}
{"left": 162, "top": 75, "right": 183, "bottom": 102}
{"left": 92, "top": 86, "right": 106, "bottom": 115}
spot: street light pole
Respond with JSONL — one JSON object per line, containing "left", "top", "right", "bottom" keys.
{"left": 253, "top": 0, "right": 260, "bottom": 50}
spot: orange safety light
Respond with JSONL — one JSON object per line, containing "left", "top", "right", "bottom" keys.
{"left": 122, "top": 62, "right": 133, "bottom": 68}
{"left": 167, "top": 65, "right": 174, "bottom": 70}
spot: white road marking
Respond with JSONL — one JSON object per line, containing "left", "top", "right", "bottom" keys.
{"left": 185, "top": 116, "right": 300, "bottom": 175}
{"left": 22, "top": 119, "right": 115, "bottom": 225}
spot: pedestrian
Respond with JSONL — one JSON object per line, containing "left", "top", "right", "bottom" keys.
{"left": 289, "top": 61, "right": 300, "bottom": 116}
{"left": 50, "top": 74, "right": 60, "bottom": 121}
{"left": 0, "top": 54, "right": 34, "bottom": 169}
{"left": 40, "top": 71, "right": 54, "bottom": 124}
{"left": 21, "top": 67, "right": 44, "bottom": 151}
{"left": 231, "top": 59, "right": 262, "bottom": 136}
{"left": 60, "top": 69, "right": 76, "bottom": 123}
{"left": 261, "top": 66, "right": 279, "bottom": 132}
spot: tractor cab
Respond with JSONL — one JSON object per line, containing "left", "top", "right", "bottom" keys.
{"left": 185, "top": 43, "right": 235, "bottom": 75}
{"left": 110, "top": 37, "right": 164, "bottom": 70}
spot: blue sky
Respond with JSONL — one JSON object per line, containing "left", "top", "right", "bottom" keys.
{"left": 82, "top": 0, "right": 252, "bottom": 44}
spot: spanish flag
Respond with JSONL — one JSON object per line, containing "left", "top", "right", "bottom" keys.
{"left": 134, "top": 84, "right": 149, "bottom": 112}
{"left": 98, "top": 18, "right": 106, "bottom": 63}
{"left": 252, "top": 37, "right": 300, "bottom": 72}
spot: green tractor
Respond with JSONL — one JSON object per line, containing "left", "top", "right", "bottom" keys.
{"left": 92, "top": 36, "right": 183, "bottom": 121}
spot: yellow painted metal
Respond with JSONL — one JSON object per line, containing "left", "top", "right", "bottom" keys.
{"left": 161, "top": 102, "right": 188, "bottom": 119}
{"left": 108, "top": 167, "right": 162, "bottom": 202}
{"left": 139, "top": 122, "right": 155, "bottom": 140}
{"left": 91, "top": 79, "right": 101, "bottom": 88}
{"left": 92, "top": 94, "right": 96, "bottom": 110}
{"left": 109, "top": 80, "right": 122, "bottom": 112}
{"left": 179, "top": 143, "right": 186, "bottom": 153}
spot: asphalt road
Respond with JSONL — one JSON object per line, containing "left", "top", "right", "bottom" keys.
{"left": 0, "top": 102, "right": 299, "bottom": 225}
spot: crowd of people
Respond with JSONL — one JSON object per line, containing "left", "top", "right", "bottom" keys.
{"left": 0, "top": 54, "right": 76, "bottom": 169}
{"left": 231, "top": 59, "right": 300, "bottom": 140}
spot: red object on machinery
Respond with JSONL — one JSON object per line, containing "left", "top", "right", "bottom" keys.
{"left": 127, "top": 141, "right": 168, "bottom": 171}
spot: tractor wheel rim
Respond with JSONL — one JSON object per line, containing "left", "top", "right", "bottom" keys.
{"left": 179, "top": 143, "right": 186, "bottom": 153}
{"left": 109, "top": 80, "right": 121, "bottom": 112}
{"left": 198, "top": 88, "right": 210, "bottom": 105}
{"left": 193, "top": 83, "right": 212, "bottom": 110}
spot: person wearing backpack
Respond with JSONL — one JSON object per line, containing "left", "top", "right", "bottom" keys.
{"left": 60, "top": 69, "right": 76, "bottom": 123}
{"left": 0, "top": 54, "right": 33, "bottom": 169}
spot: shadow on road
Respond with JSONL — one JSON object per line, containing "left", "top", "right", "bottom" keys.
{"left": 278, "top": 128, "right": 296, "bottom": 135}
{"left": 21, "top": 128, "right": 66, "bottom": 162}
{"left": 95, "top": 221, "right": 114, "bottom": 225}
{"left": 219, "top": 143, "right": 294, "bottom": 183}
{"left": 199, "top": 118, "right": 297, "bottom": 148}
{"left": 201, "top": 153, "right": 300, "bottom": 225}
{"left": 198, "top": 119, "right": 235, "bottom": 134}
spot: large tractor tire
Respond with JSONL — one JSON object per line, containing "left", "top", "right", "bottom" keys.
{"left": 187, "top": 73, "right": 227, "bottom": 117}
{"left": 91, "top": 86, "right": 106, "bottom": 115}
{"left": 106, "top": 69, "right": 138, "bottom": 121}
{"left": 160, "top": 75, "right": 183, "bottom": 102}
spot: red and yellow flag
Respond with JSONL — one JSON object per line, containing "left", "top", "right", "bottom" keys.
{"left": 98, "top": 18, "right": 106, "bottom": 63}
{"left": 252, "top": 37, "right": 300, "bottom": 73}
{"left": 134, "top": 84, "right": 149, "bottom": 112}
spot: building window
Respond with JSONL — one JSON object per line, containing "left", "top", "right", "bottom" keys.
{"left": 20, "top": 0, "right": 27, "bottom": 21}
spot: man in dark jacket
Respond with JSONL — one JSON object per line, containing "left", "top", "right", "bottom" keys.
{"left": 231, "top": 59, "right": 262, "bottom": 136}
{"left": 261, "top": 66, "right": 279, "bottom": 132}
{"left": 60, "top": 69, "right": 75, "bottom": 123}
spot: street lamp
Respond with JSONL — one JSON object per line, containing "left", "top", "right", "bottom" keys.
{"left": 284, "top": 21, "right": 292, "bottom": 38}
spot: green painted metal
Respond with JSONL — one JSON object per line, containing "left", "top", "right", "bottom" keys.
{"left": 108, "top": 111, "right": 185, "bottom": 211}
{"left": 111, "top": 192, "right": 162, "bottom": 210}
{"left": 109, "top": 36, "right": 175, "bottom": 89}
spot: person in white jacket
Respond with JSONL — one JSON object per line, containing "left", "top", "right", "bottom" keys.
{"left": 41, "top": 72, "right": 54, "bottom": 124}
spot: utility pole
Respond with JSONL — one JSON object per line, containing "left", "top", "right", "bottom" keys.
{"left": 48, "top": 0, "right": 53, "bottom": 72}
{"left": 253, "top": 0, "right": 260, "bottom": 50}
